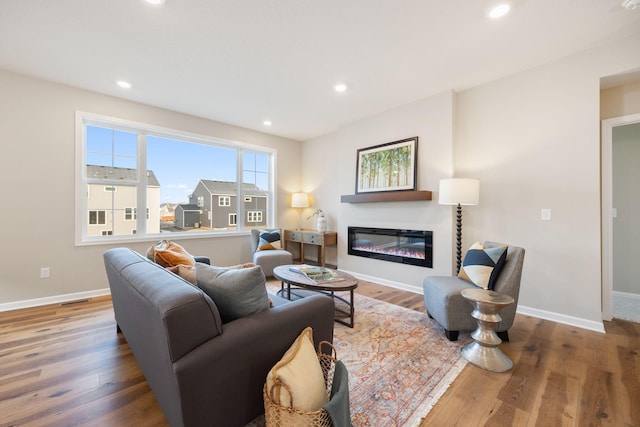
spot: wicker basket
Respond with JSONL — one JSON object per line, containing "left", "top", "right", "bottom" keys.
{"left": 263, "top": 341, "right": 337, "bottom": 427}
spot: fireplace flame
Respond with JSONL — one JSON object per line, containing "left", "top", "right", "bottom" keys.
{"left": 352, "top": 244, "right": 425, "bottom": 260}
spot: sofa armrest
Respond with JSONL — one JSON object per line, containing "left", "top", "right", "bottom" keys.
{"left": 173, "top": 294, "right": 335, "bottom": 427}
{"left": 193, "top": 256, "right": 210, "bottom": 265}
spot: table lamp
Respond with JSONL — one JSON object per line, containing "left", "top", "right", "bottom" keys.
{"left": 291, "top": 192, "right": 309, "bottom": 230}
{"left": 439, "top": 178, "right": 480, "bottom": 273}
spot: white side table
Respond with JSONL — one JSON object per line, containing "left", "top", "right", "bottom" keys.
{"left": 460, "top": 288, "right": 514, "bottom": 372}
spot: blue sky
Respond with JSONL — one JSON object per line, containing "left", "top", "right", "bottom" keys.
{"left": 86, "top": 126, "right": 268, "bottom": 204}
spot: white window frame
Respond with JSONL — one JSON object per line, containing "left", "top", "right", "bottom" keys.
{"left": 75, "top": 111, "right": 276, "bottom": 246}
{"left": 218, "top": 196, "right": 231, "bottom": 207}
{"left": 229, "top": 213, "right": 237, "bottom": 226}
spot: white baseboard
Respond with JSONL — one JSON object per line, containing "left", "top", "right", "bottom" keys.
{"left": 342, "top": 270, "right": 424, "bottom": 295}
{"left": 0, "top": 289, "right": 111, "bottom": 312}
{"left": 344, "top": 270, "right": 608, "bottom": 333}
{"left": 516, "top": 305, "right": 606, "bottom": 333}
{"left": 613, "top": 291, "right": 640, "bottom": 322}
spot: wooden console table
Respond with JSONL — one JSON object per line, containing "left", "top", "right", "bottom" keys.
{"left": 283, "top": 230, "right": 337, "bottom": 267}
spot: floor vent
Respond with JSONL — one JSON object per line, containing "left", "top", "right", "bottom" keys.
{"left": 60, "top": 299, "right": 90, "bottom": 307}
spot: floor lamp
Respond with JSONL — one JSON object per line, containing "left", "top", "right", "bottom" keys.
{"left": 291, "top": 192, "right": 309, "bottom": 230}
{"left": 439, "top": 178, "right": 480, "bottom": 274}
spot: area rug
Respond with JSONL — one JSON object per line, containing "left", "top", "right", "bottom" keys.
{"left": 257, "top": 286, "right": 469, "bottom": 427}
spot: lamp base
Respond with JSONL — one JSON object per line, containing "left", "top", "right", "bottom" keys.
{"left": 456, "top": 204, "right": 462, "bottom": 274}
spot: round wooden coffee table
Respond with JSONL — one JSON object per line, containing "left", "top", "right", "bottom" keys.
{"left": 273, "top": 265, "right": 358, "bottom": 328}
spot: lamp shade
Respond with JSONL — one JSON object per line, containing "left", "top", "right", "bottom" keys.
{"left": 291, "top": 192, "right": 309, "bottom": 208}
{"left": 439, "top": 178, "right": 480, "bottom": 206}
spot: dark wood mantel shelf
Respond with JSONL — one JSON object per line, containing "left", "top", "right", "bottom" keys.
{"left": 340, "top": 190, "right": 432, "bottom": 203}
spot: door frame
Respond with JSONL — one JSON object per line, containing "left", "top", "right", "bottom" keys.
{"left": 601, "top": 113, "right": 640, "bottom": 320}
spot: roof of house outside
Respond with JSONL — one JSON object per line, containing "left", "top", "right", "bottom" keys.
{"left": 199, "top": 180, "right": 267, "bottom": 196}
{"left": 86, "top": 165, "right": 160, "bottom": 187}
{"left": 177, "top": 204, "right": 201, "bottom": 211}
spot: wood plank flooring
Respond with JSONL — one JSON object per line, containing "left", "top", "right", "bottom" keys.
{"left": 1, "top": 280, "right": 638, "bottom": 426}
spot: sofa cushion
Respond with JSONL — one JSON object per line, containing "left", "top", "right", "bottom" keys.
{"left": 266, "top": 326, "right": 328, "bottom": 412}
{"left": 458, "top": 242, "right": 508, "bottom": 290}
{"left": 257, "top": 230, "right": 282, "bottom": 250}
{"left": 195, "top": 263, "right": 270, "bottom": 322}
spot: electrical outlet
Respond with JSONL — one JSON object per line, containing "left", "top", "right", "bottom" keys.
{"left": 40, "top": 267, "right": 50, "bottom": 278}
{"left": 541, "top": 209, "right": 552, "bottom": 221}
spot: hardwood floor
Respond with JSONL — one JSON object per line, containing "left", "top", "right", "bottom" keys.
{"left": 355, "top": 281, "right": 640, "bottom": 427}
{"left": 1, "top": 281, "right": 638, "bottom": 426}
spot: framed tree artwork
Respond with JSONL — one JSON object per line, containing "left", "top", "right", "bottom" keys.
{"left": 355, "top": 137, "right": 418, "bottom": 194}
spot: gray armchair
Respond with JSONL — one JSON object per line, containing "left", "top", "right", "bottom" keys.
{"left": 251, "top": 228, "right": 293, "bottom": 277}
{"left": 423, "top": 241, "right": 525, "bottom": 342}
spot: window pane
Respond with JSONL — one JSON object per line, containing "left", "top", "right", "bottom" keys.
{"left": 86, "top": 126, "right": 137, "bottom": 169}
{"left": 80, "top": 115, "right": 274, "bottom": 242}
{"left": 242, "top": 151, "right": 269, "bottom": 228}
{"left": 86, "top": 183, "right": 137, "bottom": 237}
{"left": 147, "top": 136, "right": 238, "bottom": 233}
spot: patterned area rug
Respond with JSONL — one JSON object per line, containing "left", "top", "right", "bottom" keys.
{"left": 258, "top": 286, "right": 469, "bottom": 427}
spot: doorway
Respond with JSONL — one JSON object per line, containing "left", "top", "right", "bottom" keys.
{"left": 602, "top": 114, "right": 640, "bottom": 322}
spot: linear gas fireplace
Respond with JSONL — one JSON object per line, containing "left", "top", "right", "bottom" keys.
{"left": 348, "top": 226, "right": 433, "bottom": 268}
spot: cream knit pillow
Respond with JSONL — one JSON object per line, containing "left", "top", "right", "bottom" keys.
{"left": 266, "top": 327, "right": 328, "bottom": 411}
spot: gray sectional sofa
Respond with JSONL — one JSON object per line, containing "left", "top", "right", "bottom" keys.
{"left": 103, "top": 247, "right": 335, "bottom": 427}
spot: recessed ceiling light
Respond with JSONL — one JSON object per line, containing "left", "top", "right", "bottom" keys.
{"left": 145, "top": 0, "right": 166, "bottom": 5}
{"left": 116, "top": 80, "right": 132, "bottom": 89}
{"left": 622, "top": 0, "right": 640, "bottom": 10}
{"left": 487, "top": 4, "right": 510, "bottom": 19}
{"left": 263, "top": 120, "right": 272, "bottom": 126}
{"left": 334, "top": 83, "right": 347, "bottom": 93}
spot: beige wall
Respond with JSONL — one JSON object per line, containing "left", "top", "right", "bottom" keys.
{"left": 303, "top": 92, "right": 456, "bottom": 291}
{"left": 454, "top": 33, "right": 640, "bottom": 327}
{"left": 0, "top": 69, "right": 301, "bottom": 305}
{"left": 303, "top": 33, "right": 640, "bottom": 329}
{"left": 4, "top": 31, "right": 640, "bottom": 327}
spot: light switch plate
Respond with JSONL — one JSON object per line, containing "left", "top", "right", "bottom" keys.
{"left": 541, "top": 209, "right": 551, "bottom": 221}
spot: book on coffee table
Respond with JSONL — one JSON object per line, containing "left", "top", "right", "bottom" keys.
{"left": 289, "top": 265, "right": 345, "bottom": 283}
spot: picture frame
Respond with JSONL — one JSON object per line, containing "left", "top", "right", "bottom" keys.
{"left": 355, "top": 137, "right": 418, "bottom": 194}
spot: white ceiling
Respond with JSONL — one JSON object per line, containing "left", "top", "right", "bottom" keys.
{"left": 1, "top": 0, "right": 639, "bottom": 141}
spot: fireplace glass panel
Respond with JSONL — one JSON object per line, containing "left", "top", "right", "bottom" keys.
{"left": 348, "top": 227, "right": 432, "bottom": 268}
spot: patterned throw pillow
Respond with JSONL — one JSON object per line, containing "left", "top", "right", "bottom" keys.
{"left": 458, "top": 242, "right": 508, "bottom": 290}
{"left": 266, "top": 327, "right": 328, "bottom": 412}
{"left": 258, "top": 230, "right": 282, "bottom": 250}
